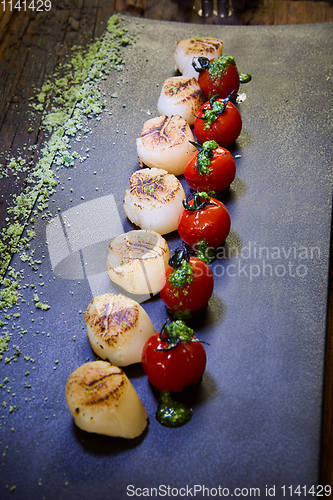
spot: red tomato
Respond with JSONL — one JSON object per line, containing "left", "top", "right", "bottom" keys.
{"left": 194, "top": 98, "right": 242, "bottom": 146}
{"left": 178, "top": 194, "right": 231, "bottom": 248}
{"left": 184, "top": 143, "right": 236, "bottom": 194}
{"left": 198, "top": 56, "right": 240, "bottom": 99}
{"left": 142, "top": 321, "right": 206, "bottom": 392}
{"left": 160, "top": 256, "right": 214, "bottom": 314}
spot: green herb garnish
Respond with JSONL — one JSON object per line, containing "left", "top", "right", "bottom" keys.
{"left": 156, "top": 391, "right": 192, "bottom": 427}
{"left": 208, "top": 54, "right": 235, "bottom": 81}
{"left": 190, "top": 140, "right": 218, "bottom": 175}
{"left": 239, "top": 72, "right": 252, "bottom": 83}
{"left": 182, "top": 191, "right": 212, "bottom": 211}
{"left": 169, "top": 259, "right": 193, "bottom": 288}
{"left": 157, "top": 320, "right": 195, "bottom": 351}
{"left": 194, "top": 240, "right": 216, "bottom": 264}
{"left": 165, "top": 320, "right": 194, "bottom": 343}
{"left": 202, "top": 97, "right": 228, "bottom": 129}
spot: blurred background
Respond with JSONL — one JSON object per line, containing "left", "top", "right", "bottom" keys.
{"left": 114, "top": 0, "right": 333, "bottom": 24}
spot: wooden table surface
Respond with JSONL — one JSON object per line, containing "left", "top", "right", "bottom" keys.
{"left": 0, "top": 0, "right": 332, "bottom": 485}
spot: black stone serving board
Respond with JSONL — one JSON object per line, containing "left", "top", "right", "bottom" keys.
{"left": 0, "top": 17, "right": 332, "bottom": 499}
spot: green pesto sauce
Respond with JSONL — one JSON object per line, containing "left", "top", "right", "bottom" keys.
{"left": 197, "top": 153, "right": 211, "bottom": 175}
{"left": 203, "top": 100, "right": 226, "bottom": 129}
{"left": 156, "top": 392, "right": 192, "bottom": 427}
{"left": 169, "top": 259, "right": 193, "bottom": 288}
{"left": 166, "top": 320, "right": 194, "bottom": 342}
{"left": 208, "top": 55, "right": 235, "bottom": 81}
{"left": 196, "top": 140, "right": 218, "bottom": 175}
{"left": 194, "top": 240, "right": 216, "bottom": 264}
{"left": 239, "top": 72, "right": 252, "bottom": 83}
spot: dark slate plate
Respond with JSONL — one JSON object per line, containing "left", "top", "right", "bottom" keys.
{"left": 0, "top": 17, "right": 332, "bottom": 500}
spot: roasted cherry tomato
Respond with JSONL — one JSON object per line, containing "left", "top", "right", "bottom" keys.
{"left": 184, "top": 140, "right": 236, "bottom": 194}
{"left": 142, "top": 320, "right": 206, "bottom": 392}
{"left": 178, "top": 192, "right": 231, "bottom": 249}
{"left": 193, "top": 55, "right": 240, "bottom": 99}
{"left": 194, "top": 96, "right": 242, "bottom": 147}
{"left": 160, "top": 247, "right": 214, "bottom": 315}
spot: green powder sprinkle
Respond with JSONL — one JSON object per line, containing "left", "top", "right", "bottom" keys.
{"left": 0, "top": 15, "right": 132, "bottom": 428}
{"left": 0, "top": 334, "right": 11, "bottom": 361}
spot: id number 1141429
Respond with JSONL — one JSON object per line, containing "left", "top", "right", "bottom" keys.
{"left": 1, "top": 0, "right": 51, "bottom": 11}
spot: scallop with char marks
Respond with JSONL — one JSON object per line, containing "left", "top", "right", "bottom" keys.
{"left": 136, "top": 115, "right": 196, "bottom": 175}
{"left": 65, "top": 361, "right": 148, "bottom": 438}
{"left": 84, "top": 293, "right": 155, "bottom": 366}
{"left": 123, "top": 168, "right": 185, "bottom": 235}
{"left": 157, "top": 76, "right": 205, "bottom": 126}
{"left": 107, "top": 230, "right": 169, "bottom": 295}
{"left": 174, "top": 37, "right": 223, "bottom": 80}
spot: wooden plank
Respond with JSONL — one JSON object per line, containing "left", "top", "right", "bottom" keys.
{"left": 240, "top": 0, "right": 275, "bottom": 25}
{"left": 0, "top": 9, "right": 14, "bottom": 40}
{"left": 95, "top": 0, "right": 117, "bottom": 36}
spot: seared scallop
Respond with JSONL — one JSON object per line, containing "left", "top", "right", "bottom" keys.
{"left": 65, "top": 361, "right": 148, "bottom": 438}
{"left": 157, "top": 76, "right": 205, "bottom": 126}
{"left": 107, "top": 230, "right": 169, "bottom": 295}
{"left": 136, "top": 115, "right": 196, "bottom": 176}
{"left": 84, "top": 293, "right": 155, "bottom": 366}
{"left": 123, "top": 168, "right": 185, "bottom": 235}
{"left": 174, "top": 37, "right": 223, "bottom": 79}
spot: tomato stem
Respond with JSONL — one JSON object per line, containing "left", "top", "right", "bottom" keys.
{"left": 200, "top": 93, "right": 234, "bottom": 129}
{"left": 189, "top": 140, "right": 219, "bottom": 176}
{"left": 169, "top": 247, "right": 190, "bottom": 267}
{"left": 192, "top": 56, "right": 210, "bottom": 73}
{"left": 157, "top": 321, "right": 195, "bottom": 351}
{"left": 194, "top": 240, "right": 216, "bottom": 264}
{"left": 182, "top": 191, "right": 212, "bottom": 211}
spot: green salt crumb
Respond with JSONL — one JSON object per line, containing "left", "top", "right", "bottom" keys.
{"left": 0, "top": 16, "right": 132, "bottom": 375}
{"left": 0, "top": 334, "right": 11, "bottom": 361}
{"left": 33, "top": 294, "right": 50, "bottom": 311}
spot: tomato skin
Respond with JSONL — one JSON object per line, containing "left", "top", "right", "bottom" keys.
{"left": 160, "top": 257, "right": 214, "bottom": 314}
{"left": 198, "top": 62, "right": 240, "bottom": 99}
{"left": 142, "top": 333, "right": 206, "bottom": 392}
{"left": 194, "top": 99, "right": 242, "bottom": 147}
{"left": 184, "top": 146, "right": 236, "bottom": 194}
{"left": 178, "top": 197, "right": 231, "bottom": 248}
